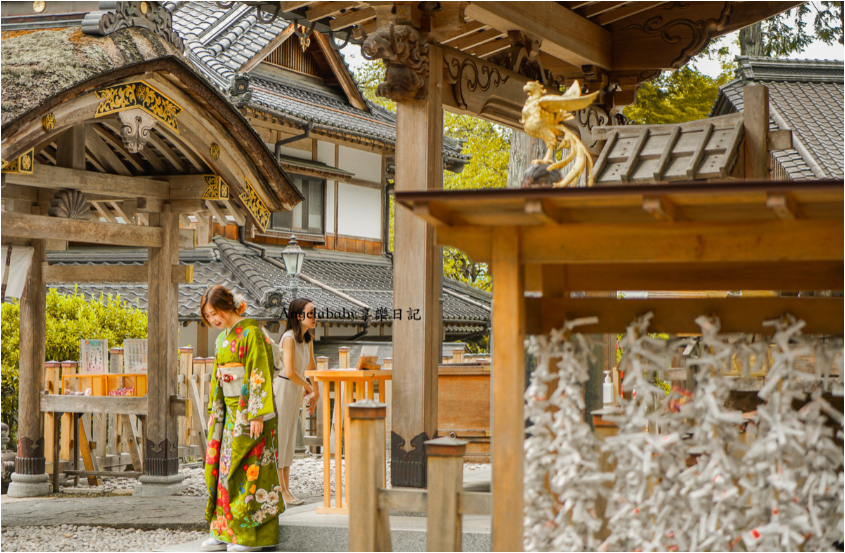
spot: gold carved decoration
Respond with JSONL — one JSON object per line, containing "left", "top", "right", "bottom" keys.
{"left": 201, "top": 175, "right": 230, "bottom": 200}
{"left": 521, "top": 81, "right": 599, "bottom": 188}
{"left": 210, "top": 143, "right": 220, "bottom": 160}
{"left": 33, "top": 1, "right": 45, "bottom": 13}
{"left": 238, "top": 177, "right": 271, "bottom": 232}
{"left": 42, "top": 112, "right": 55, "bottom": 132}
{"left": 94, "top": 80, "right": 182, "bottom": 133}
{"left": 1, "top": 148, "right": 35, "bottom": 175}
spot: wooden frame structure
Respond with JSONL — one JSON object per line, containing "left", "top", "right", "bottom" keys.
{"left": 397, "top": 179, "right": 844, "bottom": 549}
{"left": 2, "top": 39, "right": 298, "bottom": 496}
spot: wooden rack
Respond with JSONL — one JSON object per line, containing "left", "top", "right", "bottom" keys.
{"left": 397, "top": 178, "right": 844, "bottom": 549}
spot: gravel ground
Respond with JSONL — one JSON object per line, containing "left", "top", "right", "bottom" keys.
{"left": 68, "top": 455, "right": 488, "bottom": 498}
{"left": 0, "top": 526, "right": 208, "bottom": 552}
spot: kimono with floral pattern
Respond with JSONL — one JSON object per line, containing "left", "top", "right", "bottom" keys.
{"left": 204, "top": 318, "right": 283, "bottom": 547}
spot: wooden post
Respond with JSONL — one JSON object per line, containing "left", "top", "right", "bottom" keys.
{"left": 60, "top": 361, "right": 77, "bottom": 462}
{"left": 43, "top": 361, "right": 61, "bottom": 463}
{"left": 392, "top": 43, "right": 444, "bottom": 488}
{"left": 339, "top": 347, "right": 350, "bottom": 369}
{"left": 426, "top": 437, "right": 467, "bottom": 552}
{"left": 196, "top": 322, "right": 209, "bottom": 358}
{"left": 142, "top": 205, "right": 181, "bottom": 481}
{"left": 491, "top": 226, "right": 525, "bottom": 551}
{"left": 108, "top": 348, "right": 123, "bottom": 460}
{"left": 348, "top": 400, "right": 390, "bottom": 552}
{"left": 179, "top": 347, "right": 193, "bottom": 448}
{"left": 744, "top": 84, "right": 769, "bottom": 180}
{"left": 11, "top": 236, "right": 47, "bottom": 487}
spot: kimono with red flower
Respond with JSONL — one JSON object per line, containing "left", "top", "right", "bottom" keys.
{"left": 204, "top": 318, "right": 283, "bottom": 547}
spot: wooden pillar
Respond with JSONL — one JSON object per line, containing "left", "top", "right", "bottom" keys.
{"left": 426, "top": 437, "right": 467, "bottom": 552}
{"left": 143, "top": 205, "right": 181, "bottom": 478}
{"left": 491, "top": 226, "right": 525, "bottom": 551}
{"left": 391, "top": 44, "right": 444, "bottom": 488}
{"left": 9, "top": 235, "right": 49, "bottom": 496}
{"left": 743, "top": 84, "right": 769, "bottom": 180}
{"left": 196, "top": 322, "right": 209, "bottom": 358}
{"left": 348, "top": 400, "right": 390, "bottom": 552}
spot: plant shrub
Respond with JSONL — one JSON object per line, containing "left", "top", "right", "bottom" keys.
{"left": 1, "top": 288, "right": 147, "bottom": 442}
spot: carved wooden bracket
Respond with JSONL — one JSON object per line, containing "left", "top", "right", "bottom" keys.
{"left": 441, "top": 46, "right": 528, "bottom": 129}
{"left": 47, "top": 190, "right": 94, "bottom": 220}
{"left": 360, "top": 23, "right": 430, "bottom": 101}
{"left": 118, "top": 109, "right": 158, "bottom": 153}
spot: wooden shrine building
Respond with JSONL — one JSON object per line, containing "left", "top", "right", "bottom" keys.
{"left": 1, "top": 7, "right": 300, "bottom": 496}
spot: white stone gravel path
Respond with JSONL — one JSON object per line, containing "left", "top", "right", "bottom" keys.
{"left": 0, "top": 526, "right": 207, "bottom": 552}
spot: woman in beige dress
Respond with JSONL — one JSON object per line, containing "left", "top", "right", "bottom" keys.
{"left": 273, "top": 297, "right": 319, "bottom": 506}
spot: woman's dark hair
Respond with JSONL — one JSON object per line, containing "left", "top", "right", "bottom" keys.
{"left": 285, "top": 297, "right": 315, "bottom": 343}
{"left": 200, "top": 285, "right": 237, "bottom": 326}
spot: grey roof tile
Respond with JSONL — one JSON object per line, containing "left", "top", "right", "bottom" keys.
{"left": 169, "top": 2, "right": 468, "bottom": 166}
{"left": 41, "top": 239, "right": 491, "bottom": 335}
{"left": 710, "top": 56, "right": 843, "bottom": 181}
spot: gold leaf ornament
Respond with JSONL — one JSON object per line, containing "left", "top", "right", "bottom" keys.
{"left": 42, "top": 112, "right": 55, "bottom": 132}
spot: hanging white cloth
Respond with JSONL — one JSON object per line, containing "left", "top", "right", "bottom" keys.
{"left": 0, "top": 246, "right": 34, "bottom": 300}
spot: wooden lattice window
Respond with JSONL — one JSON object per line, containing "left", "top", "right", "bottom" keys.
{"left": 264, "top": 38, "right": 320, "bottom": 77}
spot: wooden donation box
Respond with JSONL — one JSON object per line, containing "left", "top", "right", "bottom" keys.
{"left": 438, "top": 362, "right": 491, "bottom": 462}
{"left": 305, "top": 346, "right": 391, "bottom": 514}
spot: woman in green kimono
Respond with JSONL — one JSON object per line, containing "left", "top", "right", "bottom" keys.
{"left": 200, "top": 285, "right": 283, "bottom": 552}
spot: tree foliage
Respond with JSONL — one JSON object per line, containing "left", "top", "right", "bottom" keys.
{"left": 354, "top": 60, "right": 508, "bottom": 293}
{"left": 1, "top": 288, "right": 148, "bottom": 442}
{"left": 623, "top": 66, "right": 732, "bottom": 125}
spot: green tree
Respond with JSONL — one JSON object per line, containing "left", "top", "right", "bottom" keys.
{"left": 623, "top": 66, "right": 733, "bottom": 125}
{"left": 354, "top": 60, "right": 509, "bottom": 293}
{"left": 1, "top": 288, "right": 148, "bottom": 442}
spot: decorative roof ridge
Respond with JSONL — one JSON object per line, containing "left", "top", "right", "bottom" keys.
{"left": 206, "top": 10, "right": 258, "bottom": 57}
{"left": 734, "top": 55, "right": 844, "bottom": 85}
{"left": 214, "top": 236, "right": 284, "bottom": 308}
{"left": 443, "top": 277, "right": 492, "bottom": 302}
{"left": 81, "top": 1, "right": 183, "bottom": 52}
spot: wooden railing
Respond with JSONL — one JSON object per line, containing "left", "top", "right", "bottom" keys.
{"left": 348, "top": 400, "right": 491, "bottom": 552}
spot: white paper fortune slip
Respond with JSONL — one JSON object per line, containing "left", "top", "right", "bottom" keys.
{"left": 79, "top": 339, "right": 108, "bottom": 373}
{"left": 123, "top": 339, "right": 148, "bottom": 372}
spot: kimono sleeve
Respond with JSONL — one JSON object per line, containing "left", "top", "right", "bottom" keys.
{"left": 244, "top": 328, "right": 276, "bottom": 422}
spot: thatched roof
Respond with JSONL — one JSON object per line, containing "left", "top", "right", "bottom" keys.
{"left": 1, "top": 26, "right": 181, "bottom": 127}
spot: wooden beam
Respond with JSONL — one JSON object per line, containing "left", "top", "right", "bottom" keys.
{"left": 519, "top": 219, "right": 842, "bottom": 265}
{"left": 281, "top": 1, "right": 316, "bottom": 10}
{"left": 440, "top": 20, "right": 487, "bottom": 43}
{"left": 467, "top": 37, "right": 511, "bottom": 58}
{"left": 490, "top": 226, "right": 525, "bottom": 552}
{"left": 91, "top": 201, "right": 118, "bottom": 223}
{"left": 41, "top": 395, "right": 147, "bottom": 415}
{"left": 330, "top": 7, "right": 376, "bottom": 30}
{"left": 592, "top": 1, "right": 665, "bottom": 25}
{"left": 766, "top": 192, "right": 802, "bottom": 220}
{"left": 686, "top": 122, "right": 713, "bottom": 179}
{"left": 109, "top": 201, "right": 132, "bottom": 224}
{"left": 86, "top": 125, "right": 133, "bottom": 177}
{"left": 306, "top": 1, "right": 357, "bottom": 21}
{"left": 448, "top": 28, "right": 504, "bottom": 51}
{"left": 313, "top": 33, "right": 370, "bottom": 111}
{"left": 465, "top": 1, "right": 612, "bottom": 68}
{"left": 744, "top": 84, "right": 769, "bottom": 180}
{"left": 91, "top": 124, "right": 145, "bottom": 172}
{"left": 206, "top": 200, "right": 230, "bottom": 226}
{"left": 146, "top": 130, "right": 189, "bottom": 174}
{"left": 578, "top": 1, "right": 629, "bottom": 19}
{"left": 44, "top": 263, "right": 149, "bottom": 283}
{"left": 55, "top": 126, "right": 86, "bottom": 170}
{"left": 531, "top": 260, "right": 844, "bottom": 292}
{"left": 2, "top": 212, "right": 163, "bottom": 248}
{"left": 101, "top": 120, "right": 168, "bottom": 173}
{"left": 653, "top": 126, "right": 680, "bottom": 181}
{"left": 525, "top": 297, "right": 844, "bottom": 335}
{"left": 620, "top": 129, "right": 648, "bottom": 183}
{"left": 3, "top": 163, "right": 169, "bottom": 199}
{"left": 222, "top": 199, "right": 246, "bottom": 226}
{"left": 641, "top": 194, "right": 681, "bottom": 222}
{"left": 524, "top": 199, "right": 564, "bottom": 224}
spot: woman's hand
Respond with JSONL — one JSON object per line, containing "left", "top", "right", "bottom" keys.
{"left": 250, "top": 418, "right": 264, "bottom": 439}
{"left": 304, "top": 386, "right": 319, "bottom": 416}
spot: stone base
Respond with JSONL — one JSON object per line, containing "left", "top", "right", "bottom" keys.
{"left": 7, "top": 472, "right": 51, "bottom": 498}
{"left": 133, "top": 473, "right": 187, "bottom": 497}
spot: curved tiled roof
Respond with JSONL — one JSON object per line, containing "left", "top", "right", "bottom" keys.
{"left": 166, "top": 2, "right": 469, "bottom": 167}
{"left": 44, "top": 239, "right": 491, "bottom": 335}
{"left": 711, "top": 56, "right": 843, "bottom": 180}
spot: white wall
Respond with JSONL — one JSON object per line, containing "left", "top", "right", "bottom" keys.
{"left": 337, "top": 183, "right": 381, "bottom": 239}
{"left": 268, "top": 143, "right": 311, "bottom": 160}
{"left": 317, "top": 140, "right": 335, "bottom": 165}
{"left": 338, "top": 146, "right": 381, "bottom": 183}
{"left": 325, "top": 180, "right": 335, "bottom": 234}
